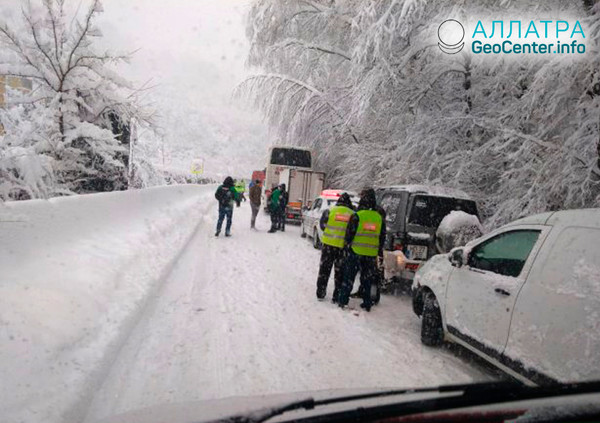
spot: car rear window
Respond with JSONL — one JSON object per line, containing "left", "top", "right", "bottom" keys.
{"left": 408, "top": 195, "right": 478, "bottom": 228}
{"left": 380, "top": 194, "right": 403, "bottom": 224}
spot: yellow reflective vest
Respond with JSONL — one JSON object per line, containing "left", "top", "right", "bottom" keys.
{"left": 322, "top": 205, "right": 354, "bottom": 248}
{"left": 351, "top": 209, "right": 383, "bottom": 257}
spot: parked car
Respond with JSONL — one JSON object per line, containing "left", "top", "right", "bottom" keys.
{"left": 375, "top": 185, "right": 481, "bottom": 284}
{"left": 412, "top": 208, "right": 600, "bottom": 385}
{"left": 301, "top": 189, "right": 357, "bottom": 249}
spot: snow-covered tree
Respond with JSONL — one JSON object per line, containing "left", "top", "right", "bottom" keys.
{"left": 0, "top": 0, "right": 152, "bottom": 200}
{"left": 241, "top": 0, "right": 600, "bottom": 227}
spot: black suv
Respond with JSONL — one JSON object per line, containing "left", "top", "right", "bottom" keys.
{"left": 375, "top": 185, "right": 480, "bottom": 284}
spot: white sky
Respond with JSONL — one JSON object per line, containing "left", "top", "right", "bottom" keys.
{"left": 96, "top": 0, "right": 272, "bottom": 179}
{"left": 98, "top": 0, "right": 254, "bottom": 105}
{"left": 0, "top": 0, "right": 271, "bottom": 179}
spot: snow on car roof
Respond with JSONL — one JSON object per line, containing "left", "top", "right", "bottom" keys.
{"left": 507, "top": 208, "right": 600, "bottom": 228}
{"left": 376, "top": 185, "right": 473, "bottom": 200}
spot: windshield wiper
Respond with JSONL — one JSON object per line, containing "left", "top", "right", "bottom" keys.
{"left": 223, "top": 398, "right": 316, "bottom": 423}
{"left": 216, "top": 381, "right": 510, "bottom": 423}
{"left": 215, "top": 380, "right": 600, "bottom": 423}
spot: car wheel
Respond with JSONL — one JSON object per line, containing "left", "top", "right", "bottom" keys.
{"left": 313, "top": 227, "right": 322, "bottom": 250}
{"left": 421, "top": 291, "right": 443, "bottom": 346}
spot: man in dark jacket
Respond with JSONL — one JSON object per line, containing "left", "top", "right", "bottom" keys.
{"left": 249, "top": 179, "right": 262, "bottom": 229}
{"left": 316, "top": 193, "right": 354, "bottom": 302}
{"left": 338, "top": 188, "right": 386, "bottom": 311}
{"left": 268, "top": 185, "right": 281, "bottom": 233}
{"left": 214, "top": 176, "right": 239, "bottom": 237}
{"left": 278, "top": 183, "right": 289, "bottom": 231}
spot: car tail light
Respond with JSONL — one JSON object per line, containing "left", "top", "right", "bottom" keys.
{"left": 406, "top": 262, "right": 420, "bottom": 271}
{"left": 287, "top": 213, "right": 294, "bottom": 218}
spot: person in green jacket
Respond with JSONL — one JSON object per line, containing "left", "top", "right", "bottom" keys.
{"left": 268, "top": 185, "right": 281, "bottom": 233}
{"left": 234, "top": 179, "right": 246, "bottom": 207}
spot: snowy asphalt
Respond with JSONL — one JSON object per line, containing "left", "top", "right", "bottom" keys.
{"left": 84, "top": 201, "right": 497, "bottom": 422}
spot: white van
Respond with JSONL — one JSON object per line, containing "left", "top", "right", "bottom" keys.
{"left": 412, "top": 208, "right": 600, "bottom": 385}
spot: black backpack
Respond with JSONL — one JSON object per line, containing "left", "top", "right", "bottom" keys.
{"left": 215, "top": 186, "right": 233, "bottom": 207}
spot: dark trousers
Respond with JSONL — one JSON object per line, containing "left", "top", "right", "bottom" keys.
{"left": 316, "top": 245, "right": 345, "bottom": 300}
{"left": 250, "top": 203, "right": 260, "bottom": 228}
{"left": 216, "top": 206, "right": 233, "bottom": 234}
{"left": 278, "top": 207, "right": 286, "bottom": 230}
{"left": 339, "top": 250, "right": 378, "bottom": 308}
{"left": 269, "top": 206, "right": 279, "bottom": 231}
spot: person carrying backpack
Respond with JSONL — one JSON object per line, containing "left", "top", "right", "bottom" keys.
{"left": 215, "top": 176, "right": 239, "bottom": 237}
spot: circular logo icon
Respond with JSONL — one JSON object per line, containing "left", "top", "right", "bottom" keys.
{"left": 438, "top": 19, "right": 465, "bottom": 54}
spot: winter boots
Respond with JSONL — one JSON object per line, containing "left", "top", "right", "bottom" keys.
{"left": 316, "top": 286, "right": 326, "bottom": 300}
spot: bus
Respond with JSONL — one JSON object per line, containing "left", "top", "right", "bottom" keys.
{"left": 264, "top": 146, "right": 313, "bottom": 194}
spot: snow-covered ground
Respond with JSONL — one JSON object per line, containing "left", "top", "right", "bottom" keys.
{"left": 1, "top": 187, "right": 496, "bottom": 423}
{"left": 0, "top": 186, "right": 213, "bottom": 423}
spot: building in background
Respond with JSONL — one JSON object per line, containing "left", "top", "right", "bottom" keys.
{"left": 0, "top": 75, "right": 32, "bottom": 107}
{"left": 0, "top": 75, "right": 33, "bottom": 134}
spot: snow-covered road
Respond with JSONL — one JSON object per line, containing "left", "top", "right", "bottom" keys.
{"left": 85, "top": 200, "right": 495, "bottom": 422}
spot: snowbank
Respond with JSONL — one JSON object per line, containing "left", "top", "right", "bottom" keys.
{"left": 0, "top": 185, "right": 215, "bottom": 423}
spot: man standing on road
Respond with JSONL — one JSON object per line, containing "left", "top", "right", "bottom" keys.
{"left": 268, "top": 185, "right": 281, "bottom": 233}
{"left": 249, "top": 179, "right": 262, "bottom": 230}
{"left": 316, "top": 193, "right": 354, "bottom": 303}
{"left": 338, "top": 188, "right": 386, "bottom": 312}
{"left": 278, "top": 183, "right": 289, "bottom": 232}
{"left": 234, "top": 179, "right": 246, "bottom": 207}
{"left": 214, "top": 176, "right": 239, "bottom": 237}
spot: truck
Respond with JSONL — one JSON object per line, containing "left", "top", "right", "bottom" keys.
{"left": 251, "top": 169, "right": 266, "bottom": 184}
{"left": 263, "top": 146, "right": 326, "bottom": 222}
{"left": 278, "top": 168, "right": 326, "bottom": 223}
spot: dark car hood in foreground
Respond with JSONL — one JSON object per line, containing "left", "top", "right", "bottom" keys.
{"left": 93, "top": 387, "right": 444, "bottom": 423}
{"left": 94, "top": 383, "right": 600, "bottom": 423}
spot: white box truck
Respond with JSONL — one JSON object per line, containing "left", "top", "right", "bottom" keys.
{"left": 279, "top": 168, "right": 325, "bottom": 223}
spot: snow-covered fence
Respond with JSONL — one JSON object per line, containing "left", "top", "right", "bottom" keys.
{"left": 0, "top": 185, "right": 215, "bottom": 423}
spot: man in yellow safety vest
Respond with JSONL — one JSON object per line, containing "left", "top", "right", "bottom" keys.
{"left": 316, "top": 193, "right": 355, "bottom": 302}
{"left": 338, "top": 188, "right": 386, "bottom": 312}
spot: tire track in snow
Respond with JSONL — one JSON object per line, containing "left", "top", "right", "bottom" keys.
{"left": 85, "top": 203, "right": 496, "bottom": 422}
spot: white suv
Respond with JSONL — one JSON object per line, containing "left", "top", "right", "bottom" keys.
{"left": 412, "top": 208, "right": 600, "bottom": 385}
